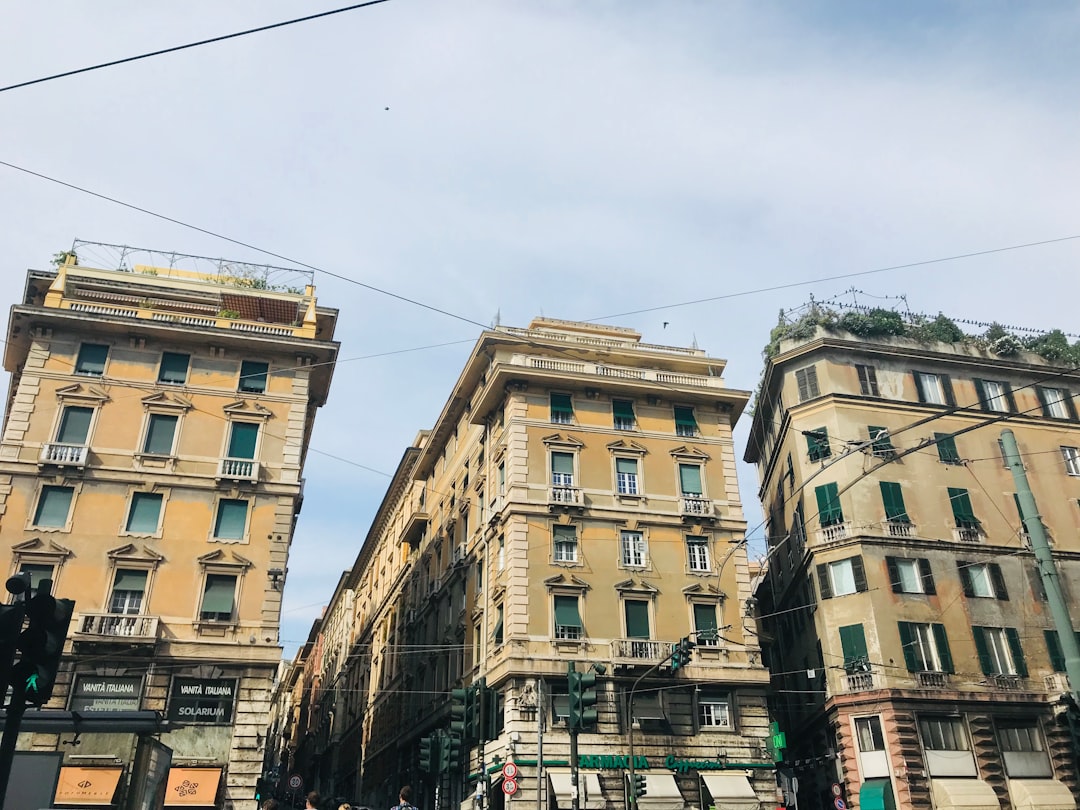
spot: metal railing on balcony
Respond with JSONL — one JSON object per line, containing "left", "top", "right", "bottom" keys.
{"left": 217, "top": 457, "right": 260, "bottom": 481}
{"left": 549, "top": 486, "right": 582, "bottom": 505}
{"left": 612, "top": 638, "right": 667, "bottom": 662}
{"left": 818, "top": 522, "right": 851, "bottom": 543}
{"left": 884, "top": 520, "right": 915, "bottom": 538}
{"left": 915, "top": 671, "right": 949, "bottom": 688}
{"left": 78, "top": 613, "right": 160, "bottom": 641}
{"left": 39, "top": 443, "right": 88, "bottom": 466}
{"left": 680, "top": 496, "right": 713, "bottom": 516}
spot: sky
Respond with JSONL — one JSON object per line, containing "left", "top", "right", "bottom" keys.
{"left": 2, "top": 1, "right": 1080, "bottom": 655}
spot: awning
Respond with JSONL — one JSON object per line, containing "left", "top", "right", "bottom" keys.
{"left": 930, "top": 778, "right": 1000, "bottom": 810}
{"left": 859, "top": 779, "right": 897, "bottom": 810}
{"left": 700, "top": 773, "right": 759, "bottom": 810}
{"left": 54, "top": 766, "right": 123, "bottom": 805}
{"left": 164, "top": 767, "right": 222, "bottom": 807}
{"left": 548, "top": 769, "right": 604, "bottom": 809}
{"left": 1008, "top": 779, "right": 1076, "bottom": 810}
{"left": 627, "top": 773, "right": 685, "bottom": 810}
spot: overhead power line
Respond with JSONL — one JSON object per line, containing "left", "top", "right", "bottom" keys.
{"left": 0, "top": 0, "right": 395, "bottom": 94}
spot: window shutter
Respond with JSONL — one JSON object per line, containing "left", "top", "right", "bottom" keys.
{"left": 551, "top": 393, "right": 573, "bottom": 416}
{"left": 972, "top": 627, "right": 993, "bottom": 675}
{"left": 144, "top": 414, "right": 178, "bottom": 455}
{"left": 989, "top": 564, "right": 1009, "bottom": 600}
{"left": 227, "top": 422, "right": 259, "bottom": 459}
{"left": 201, "top": 575, "right": 235, "bottom": 615}
{"left": 1003, "top": 383, "right": 1017, "bottom": 413}
{"left": 35, "top": 487, "right": 73, "bottom": 527}
{"left": 58, "top": 407, "right": 93, "bottom": 444}
{"left": 839, "top": 624, "right": 868, "bottom": 670}
{"left": 613, "top": 400, "right": 635, "bottom": 420}
{"left": 1036, "top": 386, "right": 1052, "bottom": 416}
{"left": 679, "top": 465, "right": 703, "bottom": 495}
{"left": 879, "top": 482, "right": 908, "bottom": 522}
{"left": 934, "top": 433, "right": 960, "bottom": 464}
{"left": 1012, "top": 493, "right": 1026, "bottom": 529}
{"left": 113, "top": 569, "right": 147, "bottom": 592}
{"left": 214, "top": 499, "right": 248, "bottom": 540}
{"left": 941, "top": 374, "right": 956, "bottom": 406}
{"left": 1005, "top": 627, "right": 1027, "bottom": 677}
{"left": 806, "top": 428, "right": 831, "bottom": 461}
{"left": 816, "top": 563, "right": 833, "bottom": 600}
{"left": 885, "top": 557, "right": 901, "bottom": 592}
{"left": 693, "top": 604, "right": 718, "bottom": 641}
{"left": 1029, "top": 566, "right": 1048, "bottom": 601}
{"left": 1065, "top": 389, "right": 1079, "bottom": 421}
{"left": 126, "top": 493, "right": 163, "bottom": 533}
{"left": 159, "top": 352, "right": 190, "bottom": 383}
{"left": 957, "top": 561, "right": 974, "bottom": 597}
{"left": 897, "top": 622, "right": 918, "bottom": 671}
{"left": 869, "top": 426, "right": 894, "bottom": 455}
{"left": 851, "top": 556, "right": 867, "bottom": 593}
{"left": 615, "top": 457, "right": 637, "bottom": 475}
{"left": 932, "top": 624, "right": 954, "bottom": 673}
{"left": 551, "top": 453, "right": 574, "bottom": 475}
{"left": 76, "top": 343, "right": 109, "bottom": 375}
{"left": 1046, "top": 630, "right": 1066, "bottom": 672}
{"left": 674, "top": 406, "right": 697, "bottom": 431}
{"left": 948, "top": 488, "right": 976, "bottom": 525}
{"left": 815, "top": 483, "right": 843, "bottom": 526}
{"left": 918, "top": 559, "right": 936, "bottom": 595}
{"left": 973, "top": 378, "right": 989, "bottom": 411}
{"left": 239, "top": 360, "right": 269, "bottom": 393}
{"left": 554, "top": 596, "right": 582, "bottom": 630}
{"left": 912, "top": 371, "right": 927, "bottom": 402}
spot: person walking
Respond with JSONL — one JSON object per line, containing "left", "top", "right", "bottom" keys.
{"left": 392, "top": 786, "right": 417, "bottom": 810}
{"left": 307, "top": 791, "right": 322, "bottom": 809}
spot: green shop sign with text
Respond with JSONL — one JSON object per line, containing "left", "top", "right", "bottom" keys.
{"left": 577, "top": 755, "right": 736, "bottom": 773}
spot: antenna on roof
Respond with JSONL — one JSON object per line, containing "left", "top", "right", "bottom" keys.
{"left": 491, "top": 309, "right": 501, "bottom": 328}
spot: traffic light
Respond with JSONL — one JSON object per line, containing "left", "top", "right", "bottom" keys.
{"left": 479, "top": 680, "right": 499, "bottom": 742}
{"left": 16, "top": 582, "right": 74, "bottom": 706}
{"left": 419, "top": 734, "right": 439, "bottom": 773}
{"left": 0, "top": 603, "right": 26, "bottom": 701}
{"left": 671, "top": 636, "right": 696, "bottom": 673}
{"left": 445, "top": 734, "right": 463, "bottom": 772}
{"left": 567, "top": 663, "right": 604, "bottom": 731}
{"left": 255, "top": 778, "right": 271, "bottom": 802}
{"left": 631, "top": 773, "right": 647, "bottom": 798}
{"left": 450, "top": 686, "right": 474, "bottom": 740}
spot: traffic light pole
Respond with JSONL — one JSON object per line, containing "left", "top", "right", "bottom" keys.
{"left": 627, "top": 641, "right": 689, "bottom": 810}
{"left": 0, "top": 668, "right": 28, "bottom": 809}
{"left": 567, "top": 663, "right": 581, "bottom": 810}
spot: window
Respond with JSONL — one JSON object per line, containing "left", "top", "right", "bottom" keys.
{"left": 868, "top": 426, "right": 894, "bottom": 457}
{"left": 817, "top": 557, "right": 866, "bottom": 598}
{"left": 693, "top": 603, "right": 718, "bottom": 646}
{"left": 551, "top": 452, "right": 574, "bottom": 486}
{"left": 1045, "top": 630, "right": 1080, "bottom": 672}
{"left": 553, "top": 595, "right": 582, "bottom": 640}
{"left": 110, "top": 569, "right": 148, "bottom": 614}
{"left": 494, "top": 604, "right": 504, "bottom": 645}
{"left": 686, "top": 536, "right": 710, "bottom": 572}
{"left": 947, "top": 487, "right": 979, "bottom": 529}
{"left": 898, "top": 622, "right": 953, "bottom": 673}
{"left": 56, "top": 406, "right": 93, "bottom": 445}
{"left": 698, "top": 694, "right": 731, "bottom": 729}
{"left": 33, "top": 486, "right": 74, "bottom": 528}
{"left": 973, "top": 626, "right": 1026, "bottom": 676}
{"left": 879, "top": 481, "right": 909, "bottom": 524}
{"left": 613, "top": 399, "right": 635, "bottom": 431}
{"left": 158, "top": 352, "right": 190, "bottom": 385}
{"left": 125, "top": 492, "right": 163, "bottom": 534}
{"left": 855, "top": 716, "right": 885, "bottom": 751}
{"left": 238, "top": 360, "right": 268, "bottom": 393}
{"left": 213, "top": 499, "right": 249, "bottom": 541}
{"left": 17, "top": 563, "right": 54, "bottom": 593}
{"left": 75, "top": 343, "right": 109, "bottom": 376}
{"left": 997, "top": 720, "right": 1051, "bottom": 778}
{"left": 1038, "top": 386, "right": 1075, "bottom": 420}
{"left": 935, "top": 433, "right": 961, "bottom": 464}
{"left": 913, "top": 371, "right": 952, "bottom": 405}
{"left": 621, "top": 531, "right": 646, "bottom": 568}
{"left": 497, "top": 535, "right": 505, "bottom": 570}
{"left": 856, "top": 365, "right": 879, "bottom": 397}
{"left": 674, "top": 406, "right": 697, "bottom": 437}
{"left": 550, "top": 393, "right": 573, "bottom": 424}
{"left": 553, "top": 525, "right": 578, "bottom": 563}
{"left": 920, "top": 717, "right": 969, "bottom": 751}
{"left": 615, "top": 457, "right": 639, "bottom": 495}
{"left": 974, "top": 378, "right": 1014, "bottom": 413}
{"left": 678, "top": 464, "right": 703, "bottom": 496}
{"left": 199, "top": 574, "right": 237, "bottom": 621}
{"left": 814, "top": 483, "right": 844, "bottom": 526}
{"left": 839, "top": 624, "right": 869, "bottom": 672}
{"left": 624, "top": 599, "right": 650, "bottom": 643}
{"left": 143, "top": 414, "right": 178, "bottom": 455}
{"left": 227, "top": 422, "right": 259, "bottom": 459}
{"left": 886, "top": 557, "right": 934, "bottom": 594}
{"left": 959, "top": 561, "right": 1006, "bottom": 599}
{"left": 1062, "top": 446, "right": 1080, "bottom": 476}
{"left": 806, "top": 428, "right": 831, "bottom": 462}
{"left": 795, "top": 366, "right": 819, "bottom": 401}
{"left": 497, "top": 462, "right": 505, "bottom": 495}
{"left": 785, "top": 453, "right": 795, "bottom": 489}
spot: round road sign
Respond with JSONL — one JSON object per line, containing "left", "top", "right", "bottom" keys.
{"left": 502, "top": 779, "right": 519, "bottom": 797}
{"left": 502, "top": 763, "right": 519, "bottom": 780}
{"left": 834, "top": 799, "right": 846, "bottom": 810}
{"left": 289, "top": 774, "right": 304, "bottom": 791}
{"left": 831, "top": 784, "right": 843, "bottom": 798}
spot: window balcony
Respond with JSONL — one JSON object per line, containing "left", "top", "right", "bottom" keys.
{"left": 952, "top": 525, "right": 983, "bottom": 543}
{"left": 611, "top": 638, "right": 667, "bottom": 663}
{"left": 842, "top": 669, "right": 878, "bottom": 692}
{"left": 217, "top": 457, "right": 260, "bottom": 482}
{"left": 1045, "top": 673, "right": 1070, "bottom": 692}
{"left": 915, "top": 670, "right": 949, "bottom": 688}
{"left": 39, "top": 443, "right": 88, "bottom": 467}
{"left": 817, "top": 522, "right": 851, "bottom": 543}
{"left": 549, "top": 486, "right": 583, "bottom": 506}
{"left": 680, "top": 496, "right": 713, "bottom": 517}
{"left": 76, "top": 613, "right": 160, "bottom": 643}
{"left": 883, "top": 520, "right": 916, "bottom": 538}
{"left": 989, "top": 674, "right": 1025, "bottom": 691}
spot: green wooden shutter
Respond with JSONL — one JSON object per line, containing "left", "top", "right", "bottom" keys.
{"left": 885, "top": 557, "right": 901, "bottom": 592}
{"left": 897, "top": 622, "right": 918, "bottom": 671}
{"left": 214, "top": 499, "right": 248, "bottom": 540}
{"left": 158, "top": 352, "right": 190, "bottom": 384}
{"left": 624, "top": 600, "right": 650, "bottom": 639}
{"left": 144, "top": 414, "right": 178, "bottom": 454}
{"left": 239, "top": 360, "right": 268, "bottom": 393}
{"left": 551, "top": 452, "right": 574, "bottom": 475}
{"left": 1005, "top": 627, "right": 1027, "bottom": 677}
{"left": 674, "top": 406, "right": 697, "bottom": 431}
{"left": 34, "top": 486, "right": 73, "bottom": 527}
{"left": 126, "top": 493, "right": 163, "bottom": 533}
{"left": 973, "top": 379, "right": 989, "bottom": 411}
{"left": 1066, "top": 389, "right": 1080, "bottom": 421}
{"left": 58, "top": 407, "right": 93, "bottom": 444}
{"left": 879, "top": 482, "right": 909, "bottom": 522}
{"left": 113, "top": 569, "right": 147, "bottom": 592}
{"left": 815, "top": 483, "right": 843, "bottom": 526}
{"left": 957, "top": 561, "right": 974, "bottom": 597}
{"left": 679, "top": 464, "right": 703, "bottom": 495}
{"left": 807, "top": 428, "right": 831, "bottom": 461}
{"left": 972, "top": 627, "right": 993, "bottom": 675}
{"left": 551, "top": 393, "right": 573, "bottom": 417}
{"left": 1046, "top": 630, "right": 1066, "bottom": 672}
{"left": 228, "top": 422, "right": 259, "bottom": 459}
{"left": 494, "top": 605, "right": 504, "bottom": 644}
{"left": 912, "top": 372, "right": 927, "bottom": 402}
{"left": 935, "top": 433, "right": 960, "bottom": 464}
{"left": 989, "top": 564, "right": 1009, "bottom": 601}
{"left": 948, "top": 488, "right": 976, "bottom": 525}
{"left": 693, "top": 604, "right": 717, "bottom": 642}
{"left": 816, "top": 564, "right": 833, "bottom": 600}
{"left": 932, "top": 624, "right": 954, "bottom": 673}
{"left": 941, "top": 375, "right": 956, "bottom": 406}
{"left": 851, "top": 557, "right": 867, "bottom": 592}
{"left": 554, "top": 596, "right": 581, "bottom": 630}
{"left": 919, "top": 559, "right": 936, "bottom": 595}
{"left": 613, "top": 400, "right": 635, "bottom": 420}
{"left": 1003, "top": 383, "right": 1017, "bottom": 413}
{"left": 869, "top": 426, "right": 894, "bottom": 454}
{"left": 75, "top": 343, "right": 109, "bottom": 375}
{"left": 201, "top": 574, "right": 235, "bottom": 617}
{"left": 839, "top": 624, "right": 868, "bottom": 670}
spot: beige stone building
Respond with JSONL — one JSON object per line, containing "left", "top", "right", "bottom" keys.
{"left": 288, "top": 318, "right": 775, "bottom": 810}
{"left": 0, "top": 248, "right": 338, "bottom": 808}
{"left": 746, "top": 315, "right": 1080, "bottom": 810}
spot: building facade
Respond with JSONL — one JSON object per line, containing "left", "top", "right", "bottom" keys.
{"left": 746, "top": 316, "right": 1080, "bottom": 810}
{"left": 289, "top": 318, "right": 775, "bottom": 810}
{"left": 0, "top": 249, "right": 338, "bottom": 808}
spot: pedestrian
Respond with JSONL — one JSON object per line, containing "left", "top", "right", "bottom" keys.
{"left": 307, "top": 791, "right": 321, "bottom": 809}
{"left": 392, "top": 786, "right": 417, "bottom": 810}
{"left": 262, "top": 800, "right": 280, "bottom": 810}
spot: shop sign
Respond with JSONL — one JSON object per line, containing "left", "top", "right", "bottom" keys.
{"left": 69, "top": 675, "right": 143, "bottom": 712}
{"left": 578, "top": 754, "right": 764, "bottom": 773}
{"left": 167, "top": 677, "right": 237, "bottom": 724}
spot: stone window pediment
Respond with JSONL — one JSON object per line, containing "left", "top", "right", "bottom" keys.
{"left": 682, "top": 583, "right": 725, "bottom": 601}
{"left": 12, "top": 537, "right": 73, "bottom": 562}
{"left": 606, "top": 439, "right": 647, "bottom": 455}
{"left": 544, "top": 573, "right": 589, "bottom": 592}
{"left": 106, "top": 543, "right": 164, "bottom": 567}
{"left": 222, "top": 400, "right": 273, "bottom": 421}
{"left": 140, "top": 392, "right": 192, "bottom": 412}
{"left": 56, "top": 383, "right": 110, "bottom": 405}
{"left": 542, "top": 433, "right": 585, "bottom": 450}
{"left": 197, "top": 549, "right": 252, "bottom": 572}
{"left": 614, "top": 577, "right": 659, "bottom": 596}
{"left": 670, "top": 445, "right": 711, "bottom": 461}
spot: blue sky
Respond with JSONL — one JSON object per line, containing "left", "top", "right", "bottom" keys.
{"left": 3, "top": 1, "right": 1080, "bottom": 654}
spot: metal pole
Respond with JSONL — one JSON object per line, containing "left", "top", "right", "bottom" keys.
{"left": 568, "top": 664, "right": 579, "bottom": 810}
{"left": 1002, "top": 429, "right": 1080, "bottom": 700}
{"left": 478, "top": 680, "right": 487, "bottom": 810}
{"left": 0, "top": 679, "right": 27, "bottom": 810}
{"left": 535, "top": 680, "right": 544, "bottom": 810}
